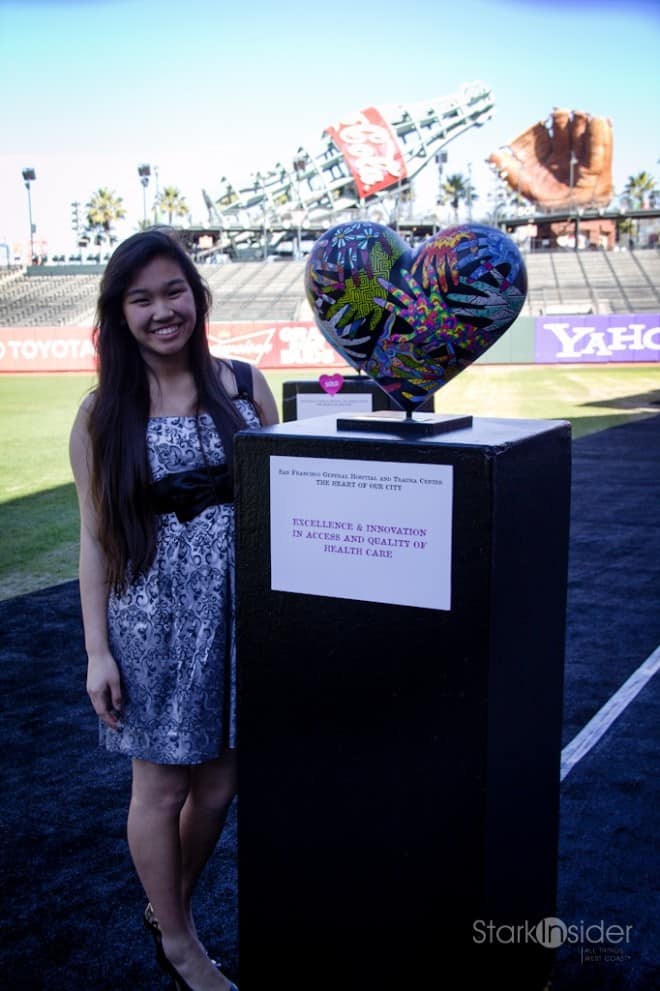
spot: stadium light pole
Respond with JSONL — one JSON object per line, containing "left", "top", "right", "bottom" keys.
{"left": 292, "top": 155, "right": 307, "bottom": 258}
{"left": 256, "top": 172, "right": 268, "bottom": 261}
{"left": 153, "top": 165, "right": 160, "bottom": 224}
{"left": 496, "top": 169, "right": 511, "bottom": 228}
{"left": 467, "top": 162, "right": 473, "bottom": 222}
{"left": 291, "top": 207, "right": 305, "bottom": 260}
{"left": 137, "top": 164, "right": 151, "bottom": 227}
{"left": 569, "top": 152, "right": 579, "bottom": 250}
{"left": 22, "top": 168, "right": 36, "bottom": 265}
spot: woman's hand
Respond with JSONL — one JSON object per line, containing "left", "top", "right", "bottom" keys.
{"left": 87, "top": 652, "right": 123, "bottom": 730}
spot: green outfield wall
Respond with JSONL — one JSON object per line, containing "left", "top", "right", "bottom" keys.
{"left": 476, "top": 316, "right": 536, "bottom": 364}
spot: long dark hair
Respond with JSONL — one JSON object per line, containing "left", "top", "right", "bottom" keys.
{"left": 89, "top": 227, "right": 248, "bottom": 593}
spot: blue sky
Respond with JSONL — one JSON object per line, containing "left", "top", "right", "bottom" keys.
{"left": 1, "top": 0, "right": 658, "bottom": 253}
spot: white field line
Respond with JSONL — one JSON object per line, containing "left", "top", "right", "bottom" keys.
{"left": 560, "top": 644, "right": 660, "bottom": 782}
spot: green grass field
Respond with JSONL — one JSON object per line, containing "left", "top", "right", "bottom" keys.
{"left": 1, "top": 365, "right": 658, "bottom": 600}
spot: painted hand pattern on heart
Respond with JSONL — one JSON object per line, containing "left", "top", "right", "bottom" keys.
{"left": 305, "top": 221, "right": 527, "bottom": 413}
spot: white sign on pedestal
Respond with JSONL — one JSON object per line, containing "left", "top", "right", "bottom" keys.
{"left": 269, "top": 455, "right": 453, "bottom": 611}
{"left": 295, "top": 392, "right": 374, "bottom": 420}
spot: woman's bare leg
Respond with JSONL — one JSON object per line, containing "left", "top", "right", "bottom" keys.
{"left": 180, "top": 749, "right": 237, "bottom": 924}
{"left": 127, "top": 758, "right": 228, "bottom": 990}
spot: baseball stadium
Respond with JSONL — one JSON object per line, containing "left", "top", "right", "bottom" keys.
{"left": 1, "top": 77, "right": 659, "bottom": 991}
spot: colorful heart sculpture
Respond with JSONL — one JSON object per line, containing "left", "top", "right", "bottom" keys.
{"left": 304, "top": 221, "right": 527, "bottom": 414}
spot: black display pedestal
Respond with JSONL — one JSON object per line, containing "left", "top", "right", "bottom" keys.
{"left": 234, "top": 415, "right": 571, "bottom": 991}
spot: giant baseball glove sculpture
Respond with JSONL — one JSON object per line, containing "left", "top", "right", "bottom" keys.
{"left": 488, "top": 108, "right": 614, "bottom": 209}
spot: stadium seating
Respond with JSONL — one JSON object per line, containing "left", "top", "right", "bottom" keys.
{"left": 0, "top": 272, "right": 101, "bottom": 327}
{"left": 0, "top": 252, "right": 657, "bottom": 327}
{"left": 524, "top": 249, "right": 660, "bottom": 315}
{"left": 204, "top": 260, "right": 308, "bottom": 321}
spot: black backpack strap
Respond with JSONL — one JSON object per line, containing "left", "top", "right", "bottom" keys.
{"left": 231, "top": 359, "right": 254, "bottom": 402}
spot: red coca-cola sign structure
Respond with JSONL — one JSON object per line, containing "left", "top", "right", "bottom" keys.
{"left": 324, "top": 107, "right": 408, "bottom": 199}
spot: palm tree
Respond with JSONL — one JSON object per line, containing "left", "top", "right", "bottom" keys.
{"left": 616, "top": 215, "right": 636, "bottom": 248}
{"left": 156, "top": 186, "right": 189, "bottom": 225}
{"left": 438, "top": 173, "right": 477, "bottom": 223}
{"left": 85, "top": 188, "right": 126, "bottom": 244}
{"left": 622, "top": 172, "right": 658, "bottom": 209}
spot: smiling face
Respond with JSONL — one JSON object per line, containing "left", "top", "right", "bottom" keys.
{"left": 122, "top": 255, "right": 197, "bottom": 364}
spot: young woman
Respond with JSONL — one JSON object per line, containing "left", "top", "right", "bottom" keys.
{"left": 70, "top": 229, "right": 279, "bottom": 991}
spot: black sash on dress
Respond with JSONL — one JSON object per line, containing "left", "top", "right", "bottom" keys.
{"left": 149, "top": 465, "right": 233, "bottom": 523}
{"left": 149, "top": 360, "right": 254, "bottom": 523}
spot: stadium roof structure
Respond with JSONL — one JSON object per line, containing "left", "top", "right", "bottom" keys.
{"left": 202, "top": 81, "right": 494, "bottom": 239}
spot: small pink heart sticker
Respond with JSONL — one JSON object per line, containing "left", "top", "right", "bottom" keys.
{"left": 319, "top": 373, "right": 344, "bottom": 396}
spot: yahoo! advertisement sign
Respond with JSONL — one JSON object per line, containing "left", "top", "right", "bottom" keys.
{"left": 535, "top": 314, "right": 660, "bottom": 363}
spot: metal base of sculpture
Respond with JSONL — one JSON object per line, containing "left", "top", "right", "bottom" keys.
{"left": 336, "top": 410, "right": 473, "bottom": 436}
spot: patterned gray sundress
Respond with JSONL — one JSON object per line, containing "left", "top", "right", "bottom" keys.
{"left": 100, "top": 398, "right": 259, "bottom": 764}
